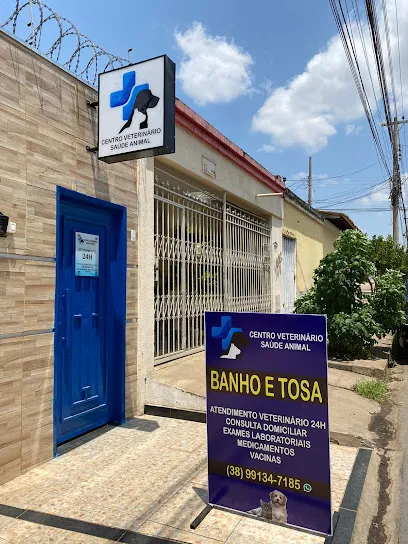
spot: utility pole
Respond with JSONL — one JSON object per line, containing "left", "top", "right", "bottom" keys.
{"left": 392, "top": 117, "right": 400, "bottom": 245}
{"left": 308, "top": 156, "right": 312, "bottom": 206}
{"left": 381, "top": 117, "right": 408, "bottom": 245}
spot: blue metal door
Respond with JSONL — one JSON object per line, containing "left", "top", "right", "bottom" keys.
{"left": 55, "top": 188, "right": 127, "bottom": 445}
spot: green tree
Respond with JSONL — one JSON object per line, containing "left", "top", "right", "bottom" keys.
{"left": 371, "top": 269, "right": 406, "bottom": 332}
{"left": 368, "top": 235, "right": 408, "bottom": 277}
{"left": 295, "top": 230, "right": 406, "bottom": 359}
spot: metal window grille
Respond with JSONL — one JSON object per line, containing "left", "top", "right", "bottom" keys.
{"left": 154, "top": 168, "right": 272, "bottom": 363}
{"left": 225, "top": 204, "right": 272, "bottom": 313}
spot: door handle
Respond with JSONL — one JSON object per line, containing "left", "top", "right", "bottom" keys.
{"left": 63, "top": 288, "right": 72, "bottom": 347}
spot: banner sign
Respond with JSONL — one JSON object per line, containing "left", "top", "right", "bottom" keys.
{"left": 75, "top": 232, "right": 99, "bottom": 277}
{"left": 98, "top": 55, "right": 175, "bottom": 163}
{"left": 205, "top": 312, "right": 331, "bottom": 535}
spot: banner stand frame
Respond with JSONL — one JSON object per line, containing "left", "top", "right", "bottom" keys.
{"left": 190, "top": 502, "right": 330, "bottom": 538}
{"left": 190, "top": 504, "right": 213, "bottom": 529}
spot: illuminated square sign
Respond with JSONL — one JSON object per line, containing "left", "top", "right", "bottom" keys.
{"left": 98, "top": 55, "right": 175, "bottom": 163}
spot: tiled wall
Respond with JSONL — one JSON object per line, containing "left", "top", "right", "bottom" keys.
{"left": 0, "top": 31, "right": 141, "bottom": 484}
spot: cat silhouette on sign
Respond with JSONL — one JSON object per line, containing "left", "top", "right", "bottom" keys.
{"left": 119, "top": 89, "right": 159, "bottom": 133}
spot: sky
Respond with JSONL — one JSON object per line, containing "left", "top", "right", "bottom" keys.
{"left": 1, "top": 0, "right": 407, "bottom": 239}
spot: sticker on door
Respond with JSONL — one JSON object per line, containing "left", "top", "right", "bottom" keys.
{"left": 75, "top": 232, "right": 99, "bottom": 276}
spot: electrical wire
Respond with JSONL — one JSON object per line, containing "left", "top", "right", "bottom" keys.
{"left": 321, "top": 181, "right": 390, "bottom": 208}
{"left": 313, "top": 178, "right": 389, "bottom": 204}
{"left": 350, "top": 0, "right": 393, "bottom": 163}
{"left": 285, "top": 160, "right": 380, "bottom": 182}
{"left": 381, "top": 0, "right": 398, "bottom": 118}
{"left": 330, "top": 0, "right": 392, "bottom": 178}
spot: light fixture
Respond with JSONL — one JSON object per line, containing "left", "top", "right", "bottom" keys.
{"left": 0, "top": 213, "right": 9, "bottom": 237}
{"left": 256, "top": 192, "right": 284, "bottom": 198}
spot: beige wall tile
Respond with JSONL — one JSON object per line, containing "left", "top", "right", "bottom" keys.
{"left": 0, "top": 408, "right": 21, "bottom": 487}
{"left": 25, "top": 185, "right": 57, "bottom": 257}
{"left": 0, "top": 442, "right": 21, "bottom": 485}
{"left": 126, "top": 268, "right": 137, "bottom": 321}
{"left": 25, "top": 55, "right": 77, "bottom": 137}
{"left": 0, "top": 103, "right": 26, "bottom": 255}
{"left": 24, "top": 261, "right": 55, "bottom": 331}
{"left": 0, "top": 259, "right": 25, "bottom": 334}
{"left": 0, "top": 336, "right": 24, "bottom": 381}
{"left": 21, "top": 334, "right": 53, "bottom": 472}
{"left": 0, "top": 38, "right": 26, "bottom": 112}
{"left": 23, "top": 334, "right": 53, "bottom": 404}
{"left": 21, "top": 422, "right": 53, "bottom": 473}
{"left": 0, "top": 378, "right": 21, "bottom": 418}
{"left": 75, "top": 83, "right": 98, "bottom": 143}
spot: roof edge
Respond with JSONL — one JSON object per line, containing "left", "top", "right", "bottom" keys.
{"left": 175, "top": 99, "right": 285, "bottom": 194}
{"left": 319, "top": 210, "right": 359, "bottom": 231}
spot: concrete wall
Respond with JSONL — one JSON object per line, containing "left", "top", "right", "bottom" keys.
{"left": 283, "top": 198, "right": 341, "bottom": 295}
{"left": 0, "top": 30, "right": 154, "bottom": 484}
{"left": 160, "top": 125, "right": 283, "bottom": 220}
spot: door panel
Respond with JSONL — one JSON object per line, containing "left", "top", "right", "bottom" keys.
{"left": 59, "top": 218, "right": 107, "bottom": 436}
{"left": 282, "top": 236, "right": 296, "bottom": 313}
{"left": 55, "top": 188, "right": 126, "bottom": 446}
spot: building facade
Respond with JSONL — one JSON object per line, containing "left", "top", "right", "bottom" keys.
{"left": 282, "top": 189, "right": 356, "bottom": 312}
{"left": 0, "top": 29, "right": 286, "bottom": 484}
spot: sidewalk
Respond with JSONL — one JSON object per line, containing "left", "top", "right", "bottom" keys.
{"left": 150, "top": 352, "right": 381, "bottom": 446}
{"left": 0, "top": 415, "right": 358, "bottom": 544}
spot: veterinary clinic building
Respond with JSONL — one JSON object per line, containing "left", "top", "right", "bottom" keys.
{"left": 0, "top": 29, "right": 290, "bottom": 485}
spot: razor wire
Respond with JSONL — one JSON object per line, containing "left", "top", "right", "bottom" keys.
{"left": 1, "top": 0, "right": 128, "bottom": 85}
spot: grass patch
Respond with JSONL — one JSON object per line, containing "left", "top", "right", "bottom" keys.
{"left": 352, "top": 378, "right": 388, "bottom": 403}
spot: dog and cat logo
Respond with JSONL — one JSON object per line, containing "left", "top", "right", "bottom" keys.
{"left": 109, "top": 70, "right": 159, "bottom": 134}
{"left": 211, "top": 316, "right": 250, "bottom": 359}
{"left": 248, "top": 490, "right": 288, "bottom": 524}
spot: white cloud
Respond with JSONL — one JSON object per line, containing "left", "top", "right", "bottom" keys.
{"left": 252, "top": 0, "right": 408, "bottom": 152}
{"left": 292, "top": 172, "right": 328, "bottom": 181}
{"left": 258, "top": 144, "right": 277, "bottom": 153}
{"left": 361, "top": 188, "right": 390, "bottom": 204}
{"left": 174, "top": 22, "right": 253, "bottom": 106}
{"left": 345, "top": 124, "right": 362, "bottom": 136}
{"left": 292, "top": 171, "right": 308, "bottom": 181}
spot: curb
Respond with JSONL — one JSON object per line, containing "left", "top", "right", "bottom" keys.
{"left": 328, "top": 360, "right": 387, "bottom": 379}
{"left": 325, "top": 448, "right": 373, "bottom": 544}
{"left": 144, "top": 404, "right": 206, "bottom": 423}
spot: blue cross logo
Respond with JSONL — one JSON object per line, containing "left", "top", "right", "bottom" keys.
{"left": 211, "top": 316, "right": 243, "bottom": 351}
{"left": 110, "top": 71, "right": 149, "bottom": 121}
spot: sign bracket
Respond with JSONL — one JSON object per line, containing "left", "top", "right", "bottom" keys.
{"left": 86, "top": 146, "right": 98, "bottom": 153}
{"left": 86, "top": 100, "right": 99, "bottom": 108}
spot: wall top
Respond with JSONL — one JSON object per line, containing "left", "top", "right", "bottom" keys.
{"left": 175, "top": 100, "right": 285, "bottom": 194}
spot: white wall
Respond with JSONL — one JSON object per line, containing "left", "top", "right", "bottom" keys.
{"left": 157, "top": 125, "right": 283, "bottom": 220}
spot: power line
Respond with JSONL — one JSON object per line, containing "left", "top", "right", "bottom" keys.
{"left": 330, "top": 0, "right": 392, "bottom": 178}
{"left": 313, "top": 178, "right": 389, "bottom": 204}
{"left": 321, "top": 181, "right": 390, "bottom": 208}
{"left": 381, "top": 0, "right": 398, "bottom": 118}
{"left": 285, "top": 160, "right": 379, "bottom": 182}
{"left": 324, "top": 207, "right": 390, "bottom": 212}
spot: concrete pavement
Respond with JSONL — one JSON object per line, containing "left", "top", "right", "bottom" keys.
{"left": 0, "top": 415, "right": 359, "bottom": 544}
{"left": 150, "top": 352, "right": 381, "bottom": 447}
